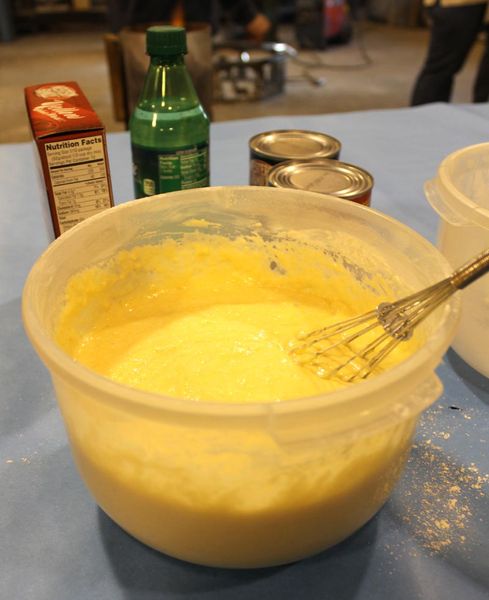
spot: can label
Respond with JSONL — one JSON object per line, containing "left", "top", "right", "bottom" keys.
{"left": 132, "top": 142, "right": 209, "bottom": 197}
{"left": 351, "top": 191, "right": 371, "bottom": 206}
{"left": 250, "top": 157, "right": 273, "bottom": 186}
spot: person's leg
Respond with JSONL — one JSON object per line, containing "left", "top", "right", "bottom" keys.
{"left": 411, "top": 3, "right": 486, "bottom": 105}
{"left": 473, "top": 25, "right": 489, "bottom": 102}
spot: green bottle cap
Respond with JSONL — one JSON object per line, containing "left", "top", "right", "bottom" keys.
{"left": 146, "top": 26, "right": 187, "bottom": 56}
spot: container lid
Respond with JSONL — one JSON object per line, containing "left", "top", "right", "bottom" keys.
{"left": 437, "top": 142, "right": 489, "bottom": 229}
{"left": 249, "top": 130, "right": 341, "bottom": 161}
{"left": 268, "top": 159, "right": 373, "bottom": 199}
{"left": 146, "top": 26, "right": 187, "bottom": 56}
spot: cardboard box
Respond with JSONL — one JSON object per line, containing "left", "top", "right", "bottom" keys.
{"left": 25, "top": 81, "right": 114, "bottom": 238}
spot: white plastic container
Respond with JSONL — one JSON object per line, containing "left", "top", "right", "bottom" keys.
{"left": 425, "top": 142, "right": 489, "bottom": 377}
{"left": 23, "top": 186, "right": 460, "bottom": 568}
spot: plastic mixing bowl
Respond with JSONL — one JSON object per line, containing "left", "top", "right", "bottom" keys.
{"left": 425, "top": 142, "right": 489, "bottom": 377}
{"left": 22, "top": 186, "right": 460, "bottom": 568}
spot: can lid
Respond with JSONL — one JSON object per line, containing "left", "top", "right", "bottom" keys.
{"left": 249, "top": 130, "right": 341, "bottom": 161}
{"left": 146, "top": 26, "right": 187, "bottom": 56}
{"left": 268, "top": 159, "right": 373, "bottom": 199}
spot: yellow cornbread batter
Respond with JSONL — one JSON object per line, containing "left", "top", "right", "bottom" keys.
{"left": 56, "top": 233, "right": 415, "bottom": 401}
{"left": 54, "top": 232, "right": 420, "bottom": 567}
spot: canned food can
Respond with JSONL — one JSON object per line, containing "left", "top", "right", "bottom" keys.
{"left": 249, "top": 129, "right": 341, "bottom": 186}
{"left": 267, "top": 158, "right": 374, "bottom": 206}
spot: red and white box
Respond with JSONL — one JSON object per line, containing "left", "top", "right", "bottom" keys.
{"left": 25, "top": 81, "right": 114, "bottom": 238}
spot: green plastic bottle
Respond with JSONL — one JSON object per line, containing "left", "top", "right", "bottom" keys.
{"left": 129, "top": 25, "right": 210, "bottom": 197}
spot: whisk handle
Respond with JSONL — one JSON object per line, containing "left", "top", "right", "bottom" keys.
{"left": 449, "top": 248, "right": 489, "bottom": 289}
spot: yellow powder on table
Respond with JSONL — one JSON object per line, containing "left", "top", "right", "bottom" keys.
{"left": 54, "top": 232, "right": 420, "bottom": 567}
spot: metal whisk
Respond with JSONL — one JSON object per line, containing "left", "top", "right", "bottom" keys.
{"left": 291, "top": 249, "right": 489, "bottom": 383}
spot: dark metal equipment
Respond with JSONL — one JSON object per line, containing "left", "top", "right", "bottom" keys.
{"left": 213, "top": 41, "right": 296, "bottom": 102}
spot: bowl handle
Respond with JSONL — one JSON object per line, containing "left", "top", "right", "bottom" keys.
{"left": 424, "top": 179, "right": 468, "bottom": 227}
{"left": 268, "top": 373, "right": 444, "bottom": 448}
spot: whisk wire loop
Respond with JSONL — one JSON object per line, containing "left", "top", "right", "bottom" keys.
{"left": 291, "top": 248, "right": 489, "bottom": 383}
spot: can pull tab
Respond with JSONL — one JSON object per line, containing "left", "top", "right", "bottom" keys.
{"left": 424, "top": 179, "right": 468, "bottom": 227}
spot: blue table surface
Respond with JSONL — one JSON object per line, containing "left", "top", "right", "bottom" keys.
{"left": 1, "top": 103, "right": 488, "bottom": 600}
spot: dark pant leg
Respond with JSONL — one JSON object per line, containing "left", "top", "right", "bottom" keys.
{"left": 473, "top": 25, "right": 489, "bottom": 102}
{"left": 411, "top": 3, "right": 486, "bottom": 105}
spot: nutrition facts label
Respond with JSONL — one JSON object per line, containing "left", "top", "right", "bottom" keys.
{"left": 45, "top": 134, "right": 112, "bottom": 234}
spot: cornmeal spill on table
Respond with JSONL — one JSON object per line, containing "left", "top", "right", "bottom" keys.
{"left": 53, "top": 232, "right": 423, "bottom": 567}
{"left": 381, "top": 403, "right": 488, "bottom": 578}
{"left": 392, "top": 404, "right": 488, "bottom": 555}
{"left": 402, "top": 441, "right": 488, "bottom": 552}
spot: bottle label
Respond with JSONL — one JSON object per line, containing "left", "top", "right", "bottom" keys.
{"left": 132, "top": 142, "right": 209, "bottom": 196}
